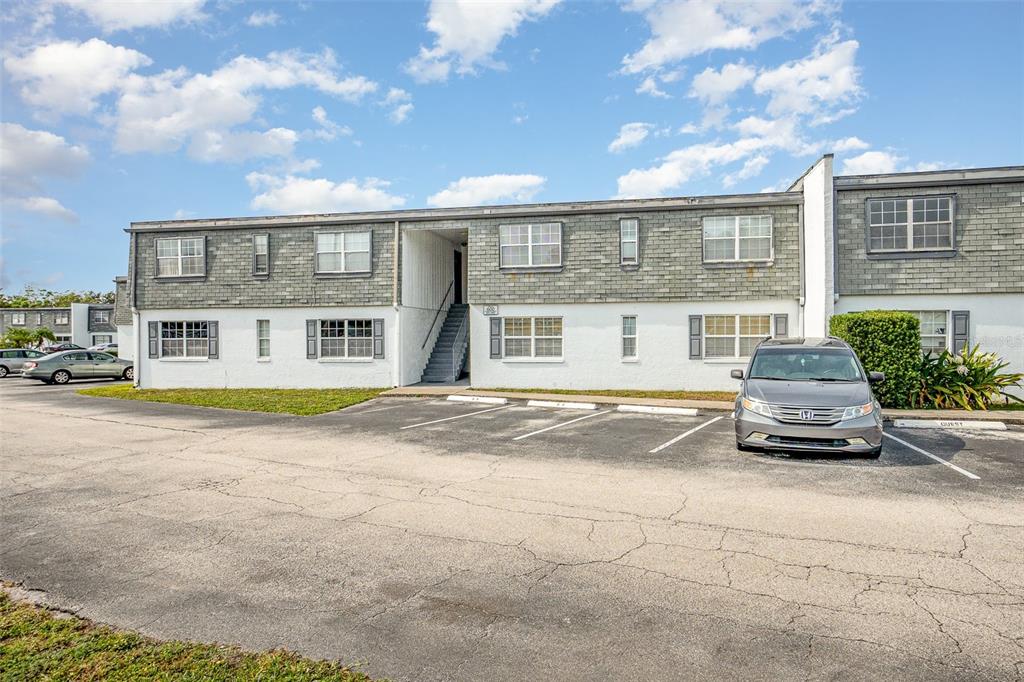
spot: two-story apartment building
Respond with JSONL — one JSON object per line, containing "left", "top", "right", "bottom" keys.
{"left": 122, "top": 157, "right": 1023, "bottom": 392}
{"left": 0, "top": 303, "right": 116, "bottom": 348}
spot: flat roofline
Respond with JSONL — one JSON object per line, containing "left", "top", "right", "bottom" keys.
{"left": 127, "top": 191, "right": 802, "bottom": 232}
{"left": 836, "top": 165, "right": 1024, "bottom": 189}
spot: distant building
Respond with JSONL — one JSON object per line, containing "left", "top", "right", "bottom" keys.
{"left": 0, "top": 303, "right": 116, "bottom": 348}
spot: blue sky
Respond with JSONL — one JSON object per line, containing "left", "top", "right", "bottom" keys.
{"left": 1, "top": 0, "right": 1021, "bottom": 292}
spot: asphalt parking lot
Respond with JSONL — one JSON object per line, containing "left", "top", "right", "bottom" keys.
{"left": 2, "top": 379, "right": 1023, "bottom": 680}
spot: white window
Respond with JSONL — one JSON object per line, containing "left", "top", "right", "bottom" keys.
{"left": 622, "top": 315, "right": 637, "bottom": 358}
{"left": 320, "top": 319, "right": 372, "bottom": 358}
{"left": 35, "top": 313, "right": 42, "bottom": 324}
{"left": 909, "top": 310, "right": 948, "bottom": 355}
{"left": 11, "top": 312, "right": 25, "bottom": 325}
{"left": 92, "top": 309, "right": 110, "bottom": 324}
{"left": 499, "top": 223, "right": 562, "bottom": 268}
{"left": 156, "top": 237, "right": 205, "bottom": 277}
{"left": 160, "top": 321, "right": 208, "bottom": 358}
{"left": 620, "top": 218, "right": 639, "bottom": 265}
{"left": 703, "top": 215, "right": 773, "bottom": 262}
{"left": 253, "top": 234, "right": 269, "bottom": 275}
{"left": 503, "top": 317, "right": 563, "bottom": 358}
{"left": 704, "top": 314, "right": 771, "bottom": 358}
{"left": 93, "top": 334, "right": 113, "bottom": 345}
{"left": 316, "top": 232, "right": 371, "bottom": 274}
{"left": 868, "top": 197, "right": 953, "bottom": 252}
{"left": 55, "top": 311, "right": 69, "bottom": 325}
{"left": 257, "top": 319, "right": 270, "bottom": 358}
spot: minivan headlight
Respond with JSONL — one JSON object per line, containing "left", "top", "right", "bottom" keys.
{"left": 741, "top": 397, "right": 773, "bottom": 418}
{"left": 841, "top": 402, "right": 874, "bottom": 421}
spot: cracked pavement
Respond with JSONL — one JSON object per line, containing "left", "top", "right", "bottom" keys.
{"left": 2, "top": 380, "right": 1023, "bottom": 681}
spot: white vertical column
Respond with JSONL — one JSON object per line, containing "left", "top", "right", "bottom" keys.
{"left": 799, "top": 155, "right": 835, "bottom": 337}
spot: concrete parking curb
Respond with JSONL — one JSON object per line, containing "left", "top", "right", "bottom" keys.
{"left": 527, "top": 399, "right": 598, "bottom": 410}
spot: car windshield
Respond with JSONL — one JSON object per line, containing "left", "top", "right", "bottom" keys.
{"left": 748, "top": 347, "right": 863, "bottom": 382}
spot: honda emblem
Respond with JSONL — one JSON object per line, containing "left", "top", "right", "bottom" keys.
{"left": 799, "top": 409, "right": 814, "bottom": 420}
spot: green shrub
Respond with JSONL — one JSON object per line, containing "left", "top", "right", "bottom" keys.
{"left": 911, "top": 345, "right": 1024, "bottom": 410}
{"left": 829, "top": 310, "right": 920, "bottom": 408}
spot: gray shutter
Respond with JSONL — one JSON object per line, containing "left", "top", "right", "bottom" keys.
{"left": 489, "top": 317, "right": 502, "bottom": 358}
{"left": 951, "top": 310, "right": 970, "bottom": 354}
{"left": 306, "top": 320, "right": 318, "bottom": 359}
{"left": 372, "top": 319, "right": 385, "bottom": 359}
{"left": 148, "top": 321, "right": 159, "bottom": 358}
{"left": 774, "top": 314, "right": 788, "bottom": 338}
{"left": 689, "top": 315, "right": 702, "bottom": 359}
{"left": 207, "top": 321, "right": 219, "bottom": 359}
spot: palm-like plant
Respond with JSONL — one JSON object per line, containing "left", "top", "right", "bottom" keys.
{"left": 910, "top": 345, "right": 1024, "bottom": 410}
{"left": 1, "top": 327, "right": 57, "bottom": 349}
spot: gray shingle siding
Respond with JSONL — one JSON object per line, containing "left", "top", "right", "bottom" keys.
{"left": 114, "top": 278, "right": 131, "bottom": 325}
{"left": 0, "top": 308, "right": 72, "bottom": 336}
{"left": 456, "top": 205, "right": 801, "bottom": 304}
{"left": 88, "top": 305, "right": 116, "bottom": 332}
{"left": 835, "top": 181, "right": 1024, "bottom": 295}
{"left": 132, "top": 224, "right": 395, "bottom": 309}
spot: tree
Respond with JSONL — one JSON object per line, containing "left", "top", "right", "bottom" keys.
{"left": 1, "top": 327, "right": 57, "bottom": 349}
{"left": 0, "top": 286, "right": 114, "bottom": 308}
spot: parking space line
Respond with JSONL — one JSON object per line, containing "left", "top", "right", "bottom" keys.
{"left": 400, "top": 405, "right": 510, "bottom": 429}
{"left": 649, "top": 416, "right": 724, "bottom": 453}
{"left": 883, "top": 432, "right": 980, "bottom": 480}
{"left": 512, "top": 410, "right": 612, "bottom": 441}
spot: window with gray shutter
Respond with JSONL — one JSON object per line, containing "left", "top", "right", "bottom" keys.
{"left": 148, "top": 321, "right": 158, "bottom": 358}
{"left": 688, "top": 315, "right": 702, "bottom": 359}
{"left": 489, "top": 317, "right": 502, "bottom": 358}
{"left": 774, "top": 314, "right": 788, "bottom": 338}
{"left": 207, "top": 321, "right": 219, "bottom": 359}
{"left": 372, "top": 319, "right": 385, "bottom": 359}
{"left": 306, "top": 320, "right": 318, "bottom": 358}
{"left": 951, "top": 311, "right": 970, "bottom": 354}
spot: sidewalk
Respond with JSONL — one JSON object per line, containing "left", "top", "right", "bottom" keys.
{"left": 382, "top": 386, "right": 1024, "bottom": 423}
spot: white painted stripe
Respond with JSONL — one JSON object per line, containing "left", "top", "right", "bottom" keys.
{"left": 512, "top": 410, "right": 612, "bottom": 441}
{"left": 893, "top": 419, "right": 1006, "bottom": 431}
{"left": 883, "top": 433, "right": 980, "bottom": 480}
{"left": 649, "top": 416, "right": 724, "bottom": 453}
{"left": 617, "top": 404, "right": 699, "bottom": 416}
{"left": 526, "top": 399, "right": 597, "bottom": 410}
{"left": 400, "top": 405, "right": 510, "bottom": 429}
{"left": 447, "top": 395, "right": 508, "bottom": 405}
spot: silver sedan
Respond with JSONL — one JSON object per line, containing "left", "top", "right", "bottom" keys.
{"left": 22, "top": 350, "right": 134, "bottom": 384}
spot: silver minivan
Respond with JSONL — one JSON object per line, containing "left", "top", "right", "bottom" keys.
{"left": 732, "top": 337, "right": 884, "bottom": 458}
{"left": 0, "top": 348, "right": 49, "bottom": 377}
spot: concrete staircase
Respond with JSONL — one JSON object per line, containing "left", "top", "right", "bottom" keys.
{"left": 421, "top": 304, "right": 469, "bottom": 383}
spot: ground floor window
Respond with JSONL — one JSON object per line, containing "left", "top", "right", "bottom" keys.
{"left": 257, "top": 319, "right": 270, "bottom": 358}
{"left": 908, "top": 310, "right": 948, "bottom": 354}
{"left": 160, "top": 321, "right": 209, "bottom": 358}
{"left": 92, "top": 334, "right": 113, "bottom": 345}
{"left": 55, "top": 335, "right": 71, "bottom": 343}
{"left": 704, "top": 314, "right": 771, "bottom": 358}
{"left": 320, "top": 319, "right": 372, "bottom": 358}
{"left": 622, "top": 315, "right": 637, "bottom": 358}
{"left": 503, "top": 316, "right": 562, "bottom": 358}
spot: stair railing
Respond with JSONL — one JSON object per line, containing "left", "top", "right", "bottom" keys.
{"left": 450, "top": 310, "right": 468, "bottom": 381}
{"left": 421, "top": 279, "right": 455, "bottom": 349}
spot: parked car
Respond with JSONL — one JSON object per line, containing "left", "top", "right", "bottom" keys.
{"left": 22, "top": 350, "right": 134, "bottom": 384}
{"left": 0, "top": 348, "right": 49, "bottom": 377}
{"left": 88, "top": 342, "right": 119, "bottom": 353}
{"left": 41, "top": 342, "right": 83, "bottom": 353}
{"left": 731, "top": 337, "right": 884, "bottom": 458}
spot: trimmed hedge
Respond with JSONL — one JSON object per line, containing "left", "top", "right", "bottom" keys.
{"left": 829, "top": 310, "right": 920, "bottom": 408}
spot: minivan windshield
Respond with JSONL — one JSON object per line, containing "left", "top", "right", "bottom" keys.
{"left": 748, "top": 347, "right": 863, "bottom": 382}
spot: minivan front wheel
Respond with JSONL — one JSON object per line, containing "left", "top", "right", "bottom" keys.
{"left": 51, "top": 370, "right": 71, "bottom": 385}
{"left": 122, "top": 367, "right": 134, "bottom": 381}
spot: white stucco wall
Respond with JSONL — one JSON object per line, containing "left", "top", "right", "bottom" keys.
{"left": 69, "top": 303, "right": 90, "bottom": 347}
{"left": 469, "top": 300, "right": 799, "bottom": 391}
{"left": 800, "top": 156, "right": 834, "bottom": 337}
{"left": 137, "top": 307, "right": 395, "bottom": 389}
{"left": 836, "top": 293, "right": 1024, "bottom": 394}
{"left": 116, "top": 325, "right": 135, "bottom": 361}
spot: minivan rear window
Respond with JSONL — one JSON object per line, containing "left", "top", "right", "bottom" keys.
{"left": 748, "top": 347, "right": 863, "bottom": 382}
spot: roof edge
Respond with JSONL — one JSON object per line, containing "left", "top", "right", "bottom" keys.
{"left": 836, "top": 165, "right": 1024, "bottom": 188}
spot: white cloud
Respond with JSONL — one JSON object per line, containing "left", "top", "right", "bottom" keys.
{"left": 427, "top": 174, "right": 545, "bottom": 207}
{"left": 4, "top": 38, "right": 152, "bottom": 116}
{"left": 390, "top": 103, "right": 414, "bottom": 124}
{"left": 839, "top": 150, "right": 950, "bottom": 175}
{"left": 722, "top": 154, "right": 769, "bottom": 187}
{"left": 621, "top": 0, "right": 824, "bottom": 74}
{"left": 616, "top": 137, "right": 772, "bottom": 198}
{"left": 688, "top": 62, "right": 755, "bottom": 105}
{"left": 188, "top": 127, "right": 298, "bottom": 162}
{"left": 3, "top": 195, "right": 78, "bottom": 223}
{"left": 311, "top": 106, "right": 352, "bottom": 140}
{"left": 678, "top": 122, "right": 700, "bottom": 134}
{"left": 246, "top": 10, "right": 280, "bottom": 27}
{"left": 831, "top": 136, "right": 869, "bottom": 153}
{"left": 636, "top": 75, "right": 669, "bottom": 98}
{"left": 608, "top": 122, "right": 654, "bottom": 153}
{"left": 246, "top": 173, "right": 405, "bottom": 214}
{"left": 404, "top": 0, "right": 561, "bottom": 83}
{"left": 0, "top": 123, "right": 90, "bottom": 192}
{"left": 53, "top": 0, "right": 207, "bottom": 32}
{"left": 382, "top": 88, "right": 413, "bottom": 124}
{"left": 753, "top": 38, "right": 861, "bottom": 117}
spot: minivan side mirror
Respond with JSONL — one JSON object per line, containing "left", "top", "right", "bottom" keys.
{"left": 730, "top": 369, "right": 744, "bottom": 380}
{"left": 868, "top": 371, "right": 885, "bottom": 383}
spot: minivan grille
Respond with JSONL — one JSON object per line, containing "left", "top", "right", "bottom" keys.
{"left": 769, "top": 405, "right": 844, "bottom": 425}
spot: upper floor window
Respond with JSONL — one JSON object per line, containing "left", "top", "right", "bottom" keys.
{"left": 92, "top": 309, "right": 110, "bottom": 324}
{"left": 11, "top": 312, "right": 25, "bottom": 325}
{"left": 55, "top": 311, "right": 69, "bottom": 325}
{"left": 499, "top": 223, "right": 561, "bottom": 268}
{"left": 620, "top": 218, "right": 639, "bottom": 265}
{"left": 156, "top": 237, "right": 205, "bottom": 277}
{"left": 253, "top": 234, "right": 269, "bottom": 276}
{"left": 316, "top": 231, "right": 371, "bottom": 274}
{"left": 867, "top": 197, "right": 953, "bottom": 253}
{"left": 703, "top": 215, "right": 773, "bottom": 262}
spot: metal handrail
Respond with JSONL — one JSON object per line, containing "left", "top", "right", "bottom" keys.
{"left": 450, "top": 311, "right": 468, "bottom": 380}
{"left": 421, "top": 279, "right": 455, "bottom": 349}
